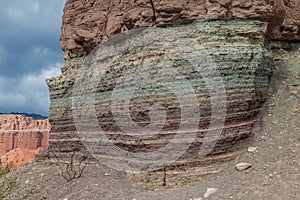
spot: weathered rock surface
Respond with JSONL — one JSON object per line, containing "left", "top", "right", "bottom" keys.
{"left": 267, "top": 0, "right": 300, "bottom": 40}
{"left": 60, "top": 0, "right": 300, "bottom": 59}
{"left": 48, "top": 19, "right": 273, "bottom": 188}
{"left": 0, "top": 115, "right": 50, "bottom": 169}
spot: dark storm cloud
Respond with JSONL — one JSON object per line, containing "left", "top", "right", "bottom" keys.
{"left": 0, "top": 0, "right": 66, "bottom": 116}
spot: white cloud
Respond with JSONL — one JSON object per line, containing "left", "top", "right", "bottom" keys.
{"left": 0, "top": 0, "right": 65, "bottom": 115}
{"left": 33, "top": 2, "right": 39, "bottom": 12}
{"left": 41, "top": 63, "right": 62, "bottom": 78}
{"left": 32, "top": 47, "right": 50, "bottom": 55}
{"left": 6, "top": 7, "right": 23, "bottom": 21}
{"left": 2, "top": 0, "right": 66, "bottom": 34}
{"left": 0, "top": 63, "right": 62, "bottom": 115}
{"left": 0, "top": 1, "right": 65, "bottom": 77}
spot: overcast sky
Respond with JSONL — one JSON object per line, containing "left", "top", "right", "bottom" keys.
{"left": 0, "top": 0, "right": 66, "bottom": 116}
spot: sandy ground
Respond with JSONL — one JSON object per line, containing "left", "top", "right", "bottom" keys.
{"left": 1, "top": 44, "right": 299, "bottom": 200}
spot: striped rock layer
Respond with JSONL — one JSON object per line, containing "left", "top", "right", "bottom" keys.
{"left": 47, "top": 20, "right": 273, "bottom": 188}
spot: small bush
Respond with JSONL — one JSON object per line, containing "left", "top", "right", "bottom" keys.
{"left": 0, "top": 159, "right": 12, "bottom": 178}
{"left": 52, "top": 148, "right": 88, "bottom": 182}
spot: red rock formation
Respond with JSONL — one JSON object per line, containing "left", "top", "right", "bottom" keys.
{"left": 1, "top": 148, "right": 44, "bottom": 170}
{"left": 0, "top": 115, "right": 50, "bottom": 169}
{"left": 60, "top": 0, "right": 300, "bottom": 59}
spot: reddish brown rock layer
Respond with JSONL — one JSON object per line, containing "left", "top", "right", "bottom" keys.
{"left": 0, "top": 115, "right": 50, "bottom": 168}
{"left": 60, "top": 0, "right": 300, "bottom": 59}
{"left": 1, "top": 148, "right": 44, "bottom": 170}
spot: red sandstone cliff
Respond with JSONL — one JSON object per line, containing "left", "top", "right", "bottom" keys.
{"left": 60, "top": 0, "right": 300, "bottom": 59}
{"left": 0, "top": 115, "right": 50, "bottom": 169}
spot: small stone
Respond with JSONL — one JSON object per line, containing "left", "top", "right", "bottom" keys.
{"left": 279, "top": 146, "right": 282, "bottom": 150}
{"left": 248, "top": 146, "right": 257, "bottom": 152}
{"left": 293, "top": 107, "right": 300, "bottom": 113}
{"left": 63, "top": 198, "right": 68, "bottom": 200}
{"left": 269, "top": 174, "right": 273, "bottom": 178}
{"left": 204, "top": 188, "right": 218, "bottom": 198}
{"left": 235, "top": 163, "right": 252, "bottom": 171}
{"left": 105, "top": 173, "right": 110, "bottom": 176}
{"left": 25, "top": 180, "right": 29, "bottom": 184}
{"left": 290, "top": 90, "right": 298, "bottom": 95}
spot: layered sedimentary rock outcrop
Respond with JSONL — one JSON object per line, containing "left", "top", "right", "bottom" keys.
{"left": 48, "top": 20, "right": 272, "bottom": 187}
{"left": 47, "top": 0, "right": 299, "bottom": 188}
{"left": 0, "top": 115, "right": 50, "bottom": 169}
{"left": 60, "top": 0, "right": 300, "bottom": 59}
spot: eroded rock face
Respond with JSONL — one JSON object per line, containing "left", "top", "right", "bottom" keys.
{"left": 60, "top": 0, "right": 300, "bottom": 59}
{"left": 48, "top": 19, "right": 273, "bottom": 187}
{"left": 0, "top": 115, "right": 50, "bottom": 169}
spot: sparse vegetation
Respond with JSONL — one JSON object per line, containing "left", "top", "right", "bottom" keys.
{"left": 0, "top": 159, "right": 12, "bottom": 178}
{"left": 0, "top": 179, "right": 18, "bottom": 199}
{"left": 52, "top": 147, "right": 88, "bottom": 181}
{"left": 21, "top": 188, "right": 42, "bottom": 200}
{"left": 0, "top": 159, "right": 16, "bottom": 199}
